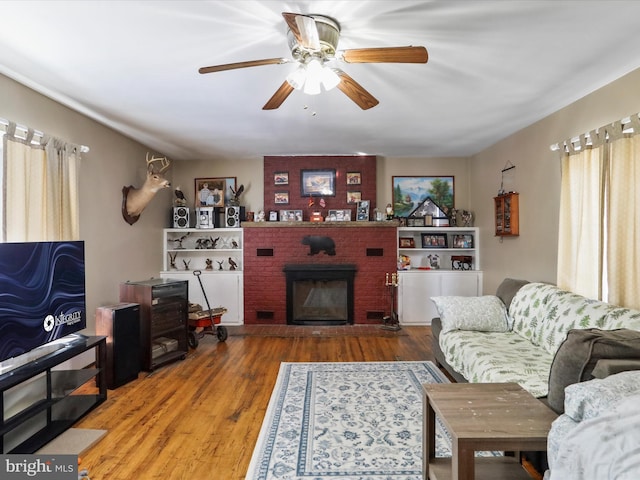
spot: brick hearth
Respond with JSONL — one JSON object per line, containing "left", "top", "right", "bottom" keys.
{"left": 243, "top": 222, "right": 398, "bottom": 325}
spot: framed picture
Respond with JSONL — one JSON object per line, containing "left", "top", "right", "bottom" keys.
{"left": 279, "top": 210, "right": 303, "bottom": 222}
{"left": 300, "top": 169, "right": 336, "bottom": 197}
{"left": 268, "top": 211, "right": 278, "bottom": 221}
{"left": 274, "top": 191, "right": 289, "bottom": 204}
{"left": 453, "top": 234, "right": 474, "bottom": 248}
{"left": 326, "top": 209, "right": 351, "bottom": 221}
{"left": 399, "top": 237, "right": 415, "bottom": 248}
{"left": 346, "top": 172, "right": 361, "bottom": 185}
{"left": 347, "top": 191, "right": 361, "bottom": 204}
{"left": 195, "top": 177, "right": 226, "bottom": 207}
{"left": 274, "top": 172, "right": 289, "bottom": 185}
{"left": 392, "top": 176, "right": 454, "bottom": 217}
{"left": 421, "top": 233, "right": 448, "bottom": 248}
{"left": 407, "top": 217, "right": 426, "bottom": 227}
{"left": 356, "top": 200, "right": 370, "bottom": 221}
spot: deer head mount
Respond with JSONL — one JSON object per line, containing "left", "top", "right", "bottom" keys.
{"left": 122, "top": 153, "right": 172, "bottom": 225}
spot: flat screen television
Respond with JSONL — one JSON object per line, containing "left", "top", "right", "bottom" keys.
{"left": 0, "top": 241, "right": 86, "bottom": 364}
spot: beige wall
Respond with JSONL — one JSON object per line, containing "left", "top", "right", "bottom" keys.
{"left": 471, "top": 66, "right": 640, "bottom": 294}
{"left": 173, "top": 158, "right": 264, "bottom": 213}
{"left": 1, "top": 73, "right": 173, "bottom": 335}
{"left": 4, "top": 64, "right": 640, "bottom": 335}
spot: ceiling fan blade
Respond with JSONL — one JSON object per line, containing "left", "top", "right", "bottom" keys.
{"left": 263, "top": 81, "right": 295, "bottom": 110}
{"left": 199, "top": 58, "right": 289, "bottom": 74}
{"left": 341, "top": 46, "right": 428, "bottom": 64}
{"left": 335, "top": 70, "right": 379, "bottom": 110}
{"left": 282, "top": 12, "right": 320, "bottom": 50}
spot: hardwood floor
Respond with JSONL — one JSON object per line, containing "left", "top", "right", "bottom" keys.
{"left": 75, "top": 326, "right": 434, "bottom": 479}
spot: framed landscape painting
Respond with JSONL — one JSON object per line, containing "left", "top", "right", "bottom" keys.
{"left": 300, "top": 169, "right": 336, "bottom": 197}
{"left": 392, "top": 176, "right": 454, "bottom": 217}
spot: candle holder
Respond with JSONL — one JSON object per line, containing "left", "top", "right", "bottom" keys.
{"left": 382, "top": 272, "right": 401, "bottom": 331}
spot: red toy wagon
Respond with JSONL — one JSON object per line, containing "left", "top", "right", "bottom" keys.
{"left": 187, "top": 270, "right": 228, "bottom": 348}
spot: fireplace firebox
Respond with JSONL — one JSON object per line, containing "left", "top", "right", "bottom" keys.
{"left": 284, "top": 264, "right": 357, "bottom": 325}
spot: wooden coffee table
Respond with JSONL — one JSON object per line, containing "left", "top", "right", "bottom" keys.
{"left": 423, "top": 382, "right": 557, "bottom": 480}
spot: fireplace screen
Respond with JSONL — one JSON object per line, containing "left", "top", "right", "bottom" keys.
{"left": 284, "top": 264, "right": 356, "bottom": 325}
{"left": 292, "top": 279, "right": 348, "bottom": 323}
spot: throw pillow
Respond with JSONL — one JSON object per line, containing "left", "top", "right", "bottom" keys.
{"left": 430, "top": 295, "right": 509, "bottom": 333}
{"left": 563, "top": 370, "right": 640, "bottom": 422}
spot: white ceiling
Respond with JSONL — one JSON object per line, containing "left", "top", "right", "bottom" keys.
{"left": 2, "top": 1, "right": 640, "bottom": 161}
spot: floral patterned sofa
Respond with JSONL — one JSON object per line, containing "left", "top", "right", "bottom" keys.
{"left": 545, "top": 369, "right": 640, "bottom": 479}
{"left": 430, "top": 279, "right": 640, "bottom": 402}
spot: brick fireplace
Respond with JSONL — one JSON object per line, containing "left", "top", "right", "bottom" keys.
{"left": 243, "top": 222, "right": 397, "bottom": 325}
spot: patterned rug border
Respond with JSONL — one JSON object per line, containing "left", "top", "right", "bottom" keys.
{"left": 246, "top": 361, "right": 450, "bottom": 480}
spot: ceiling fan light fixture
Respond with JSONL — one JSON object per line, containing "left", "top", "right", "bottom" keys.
{"left": 303, "top": 58, "right": 323, "bottom": 95}
{"left": 303, "top": 76, "right": 322, "bottom": 95}
{"left": 320, "top": 67, "right": 340, "bottom": 91}
{"left": 286, "top": 64, "right": 306, "bottom": 90}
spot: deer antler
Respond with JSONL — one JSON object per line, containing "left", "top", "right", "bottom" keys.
{"left": 145, "top": 152, "right": 171, "bottom": 173}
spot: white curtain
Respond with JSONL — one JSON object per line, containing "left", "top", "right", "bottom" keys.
{"left": 557, "top": 114, "right": 640, "bottom": 308}
{"left": 3, "top": 122, "right": 81, "bottom": 242}
{"left": 557, "top": 142, "right": 605, "bottom": 299}
{"left": 606, "top": 117, "right": 640, "bottom": 309}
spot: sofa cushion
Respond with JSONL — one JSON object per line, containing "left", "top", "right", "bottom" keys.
{"left": 431, "top": 295, "right": 509, "bottom": 333}
{"left": 547, "top": 328, "right": 640, "bottom": 413}
{"left": 563, "top": 370, "right": 640, "bottom": 422}
{"left": 438, "top": 329, "right": 553, "bottom": 397}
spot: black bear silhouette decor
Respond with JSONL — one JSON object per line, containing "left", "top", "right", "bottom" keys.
{"left": 301, "top": 235, "right": 336, "bottom": 256}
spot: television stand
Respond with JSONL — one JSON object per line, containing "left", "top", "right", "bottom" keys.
{"left": 0, "top": 335, "right": 107, "bottom": 453}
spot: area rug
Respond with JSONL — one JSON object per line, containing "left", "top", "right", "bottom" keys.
{"left": 246, "top": 361, "right": 460, "bottom": 480}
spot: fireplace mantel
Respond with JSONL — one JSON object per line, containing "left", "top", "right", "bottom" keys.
{"left": 242, "top": 221, "right": 399, "bottom": 228}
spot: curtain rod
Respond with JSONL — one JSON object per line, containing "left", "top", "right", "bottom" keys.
{"left": 550, "top": 114, "right": 637, "bottom": 152}
{"left": 0, "top": 118, "right": 90, "bottom": 153}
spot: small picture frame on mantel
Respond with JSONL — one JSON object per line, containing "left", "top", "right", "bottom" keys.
{"left": 356, "top": 200, "right": 370, "bottom": 221}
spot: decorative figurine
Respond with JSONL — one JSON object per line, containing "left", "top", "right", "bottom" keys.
{"left": 168, "top": 252, "right": 177, "bottom": 270}
{"left": 173, "top": 232, "right": 190, "bottom": 249}
{"left": 385, "top": 203, "right": 394, "bottom": 220}
{"left": 217, "top": 260, "right": 224, "bottom": 271}
{"left": 228, "top": 257, "right": 238, "bottom": 271}
{"left": 427, "top": 254, "right": 440, "bottom": 269}
{"left": 449, "top": 208, "right": 458, "bottom": 227}
{"left": 174, "top": 186, "right": 187, "bottom": 206}
{"left": 182, "top": 259, "right": 191, "bottom": 270}
{"left": 461, "top": 210, "right": 473, "bottom": 226}
{"left": 205, "top": 258, "right": 213, "bottom": 270}
{"left": 229, "top": 184, "right": 244, "bottom": 206}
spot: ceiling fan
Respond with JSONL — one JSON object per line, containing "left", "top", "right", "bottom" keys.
{"left": 198, "top": 12, "right": 428, "bottom": 110}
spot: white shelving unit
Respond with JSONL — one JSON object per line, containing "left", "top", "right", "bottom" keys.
{"left": 396, "top": 227, "right": 482, "bottom": 325}
{"left": 160, "top": 228, "right": 243, "bottom": 325}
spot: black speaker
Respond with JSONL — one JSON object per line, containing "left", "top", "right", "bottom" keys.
{"left": 225, "top": 206, "right": 240, "bottom": 228}
{"left": 96, "top": 303, "right": 141, "bottom": 389}
{"left": 173, "top": 206, "right": 189, "bottom": 228}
